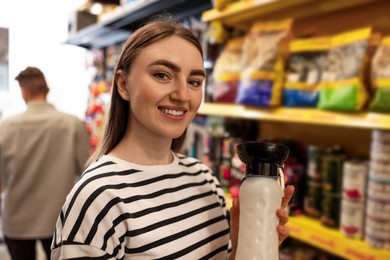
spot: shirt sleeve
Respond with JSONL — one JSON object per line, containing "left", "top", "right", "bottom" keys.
{"left": 51, "top": 243, "right": 116, "bottom": 260}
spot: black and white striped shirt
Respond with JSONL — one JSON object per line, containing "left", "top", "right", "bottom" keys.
{"left": 52, "top": 153, "right": 231, "bottom": 259}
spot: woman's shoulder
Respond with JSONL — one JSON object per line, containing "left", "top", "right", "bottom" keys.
{"left": 62, "top": 155, "right": 140, "bottom": 215}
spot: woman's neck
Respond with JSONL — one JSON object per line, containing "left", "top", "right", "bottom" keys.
{"left": 109, "top": 129, "right": 174, "bottom": 165}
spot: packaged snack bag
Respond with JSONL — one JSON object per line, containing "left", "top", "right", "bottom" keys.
{"left": 236, "top": 19, "right": 292, "bottom": 107}
{"left": 284, "top": 37, "right": 330, "bottom": 107}
{"left": 207, "top": 21, "right": 230, "bottom": 45}
{"left": 213, "top": 37, "right": 244, "bottom": 103}
{"left": 369, "top": 37, "right": 390, "bottom": 112}
{"left": 318, "top": 27, "right": 372, "bottom": 112}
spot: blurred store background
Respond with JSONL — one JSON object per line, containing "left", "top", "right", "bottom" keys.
{"left": 1, "top": 0, "right": 390, "bottom": 259}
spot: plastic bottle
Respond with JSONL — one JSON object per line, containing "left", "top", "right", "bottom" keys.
{"left": 235, "top": 142, "right": 289, "bottom": 260}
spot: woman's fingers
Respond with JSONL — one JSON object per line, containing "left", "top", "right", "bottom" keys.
{"left": 281, "top": 185, "right": 295, "bottom": 209}
{"left": 278, "top": 185, "right": 294, "bottom": 245}
{"left": 277, "top": 224, "right": 290, "bottom": 245}
{"left": 229, "top": 198, "right": 240, "bottom": 259}
{"left": 277, "top": 208, "right": 289, "bottom": 226}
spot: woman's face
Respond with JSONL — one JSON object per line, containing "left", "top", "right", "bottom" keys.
{"left": 117, "top": 35, "right": 205, "bottom": 141}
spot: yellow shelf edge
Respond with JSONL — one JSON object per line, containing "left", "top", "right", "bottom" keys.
{"left": 197, "top": 103, "right": 390, "bottom": 130}
{"left": 201, "top": 0, "right": 299, "bottom": 22}
{"left": 201, "top": 0, "right": 379, "bottom": 24}
{"left": 288, "top": 216, "right": 390, "bottom": 260}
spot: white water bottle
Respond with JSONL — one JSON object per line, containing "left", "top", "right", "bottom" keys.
{"left": 235, "top": 142, "right": 289, "bottom": 260}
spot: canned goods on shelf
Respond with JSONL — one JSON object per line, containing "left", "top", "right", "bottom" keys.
{"left": 322, "top": 149, "right": 345, "bottom": 193}
{"left": 371, "top": 141, "right": 390, "bottom": 153}
{"left": 370, "top": 161, "right": 390, "bottom": 173}
{"left": 367, "top": 180, "right": 390, "bottom": 201}
{"left": 366, "top": 198, "right": 390, "bottom": 220}
{"left": 369, "top": 170, "right": 390, "bottom": 182}
{"left": 342, "top": 159, "right": 368, "bottom": 200}
{"left": 279, "top": 247, "right": 294, "bottom": 260}
{"left": 320, "top": 192, "right": 341, "bottom": 228}
{"left": 307, "top": 146, "right": 326, "bottom": 181}
{"left": 304, "top": 180, "right": 322, "bottom": 218}
{"left": 366, "top": 216, "right": 390, "bottom": 232}
{"left": 370, "top": 150, "right": 390, "bottom": 163}
{"left": 294, "top": 247, "right": 317, "bottom": 260}
{"left": 340, "top": 198, "right": 365, "bottom": 239}
{"left": 365, "top": 235, "right": 390, "bottom": 250}
{"left": 372, "top": 130, "right": 390, "bottom": 144}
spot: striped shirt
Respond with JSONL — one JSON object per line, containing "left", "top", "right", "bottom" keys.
{"left": 52, "top": 153, "right": 231, "bottom": 259}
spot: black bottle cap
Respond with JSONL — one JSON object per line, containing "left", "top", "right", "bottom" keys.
{"left": 236, "top": 142, "right": 289, "bottom": 176}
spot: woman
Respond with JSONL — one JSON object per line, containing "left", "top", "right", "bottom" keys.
{"left": 51, "top": 17, "right": 294, "bottom": 259}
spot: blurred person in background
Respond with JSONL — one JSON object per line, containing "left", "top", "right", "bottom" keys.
{"left": 0, "top": 66, "right": 90, "bottom": 260}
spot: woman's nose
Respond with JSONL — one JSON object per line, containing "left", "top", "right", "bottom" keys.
{"left": 170, "top": 81, "right": 190, "bottom": 102}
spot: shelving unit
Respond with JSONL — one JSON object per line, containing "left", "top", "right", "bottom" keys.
{"left": 66, "top": 0, "right": 212, "bottom": 49}
{"left": 201, "top": 0, "right": 390, "bottom": 258}
{"left": 202, "top": 0, "right": 390, "bottom": 36}
{"left": 198, "top": 103, "right": 390, "bottom": 131}
{"left": 288, "top": 216, "right": 390, "bottom": 260}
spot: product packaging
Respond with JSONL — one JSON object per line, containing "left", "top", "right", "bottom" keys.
{"left": 318, "top": 27, "right": 372, "bottom": 111}
{"left": 369, "top": 37, "right": 390, "bottom": 112}
{"left": 212, "top": 37, "right": 244, "bottom": 103}
{"left": 284, "top": 37, "right": 330, "bottom": 107}
{"left": 236, "top": 19, "right": 292, "bottom": 107}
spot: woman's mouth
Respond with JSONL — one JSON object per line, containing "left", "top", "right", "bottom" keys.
{"left": 159, "top": 108, "right": 185, "bottom": 116}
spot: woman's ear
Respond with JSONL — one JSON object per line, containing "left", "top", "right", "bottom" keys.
{"left": 116, "top": 70, "right": 130, "bottom": 101}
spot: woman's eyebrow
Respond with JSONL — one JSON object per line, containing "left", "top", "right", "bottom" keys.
{"left": 190, "top": 69, "right": 206, "bottom": 77}
{"left": 148, "top": 59, "right": 205, "bottom": 77}
{"left": 148, "top": 59, "right": 181, "bottom": 72}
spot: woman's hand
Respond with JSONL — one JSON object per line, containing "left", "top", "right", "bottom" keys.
{"left": 277, "top": 185, "right": 295, "bottom": 245}
{"left": 228, "top": 185, "right": 295, "bottom": 259}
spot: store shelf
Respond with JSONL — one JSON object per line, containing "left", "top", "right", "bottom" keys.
{"left": 201, "top": 0, "right": 384, "bottom": 28}
{"left": 201, "top": 0, "right": 390, "bottom": 37}
{"left": 197, "top": 103, "right": 390, "bottom": 130}
{"left": 66, "top": 0, "right": 212, "bottom": 49}
{"left": 288, "top": 215, "right": 390, "bottom": 260}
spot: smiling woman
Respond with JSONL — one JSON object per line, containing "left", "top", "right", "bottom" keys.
{"left": 50, "top": 16, "right": 294, "bottom": 260}
{"left": 114, "top": 35, "right": 205, "bottom": 147}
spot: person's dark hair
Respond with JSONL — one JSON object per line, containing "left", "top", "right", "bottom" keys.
{"left": 92, "top": 17, "right": 203, "bottom": 162}
{"left": 15, "top": 66, "right": 49, "bottom": 96}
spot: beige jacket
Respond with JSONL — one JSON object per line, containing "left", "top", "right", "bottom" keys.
{"left": 0, "top": 101, "right": 90, "bottom": 239}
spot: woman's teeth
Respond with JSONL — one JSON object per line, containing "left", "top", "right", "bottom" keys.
{"left": 161, "top": 108, "right": 184, "bottom": 116}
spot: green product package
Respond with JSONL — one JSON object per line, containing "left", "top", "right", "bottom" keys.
{"left": 369, "top": 87, "right": 390, "bottom": 112}
{"left": 318, "top": 28, "right": 371, "bottom": 112}
{"left": 319, "top": 83, "right": 358, "bottom": 111}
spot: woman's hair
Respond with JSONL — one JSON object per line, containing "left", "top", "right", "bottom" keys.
{"left": 91, "top": 17, "right": 203, "bottom": 163}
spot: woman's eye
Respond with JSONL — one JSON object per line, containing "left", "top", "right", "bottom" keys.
{"left": 188, "top": 79, "right": 202, "bottom": 88}
{"left": 154, "top": 72, "right": 169, "bottom": 80}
